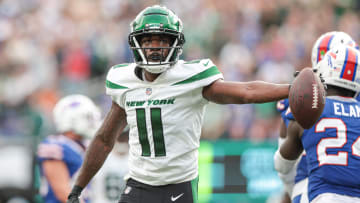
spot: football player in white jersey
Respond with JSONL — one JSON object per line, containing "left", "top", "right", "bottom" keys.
{"left": 67, "top": 5, "right": 296, "bottom": 203}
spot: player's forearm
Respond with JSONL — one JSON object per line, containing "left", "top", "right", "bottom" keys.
{"left": 74, "top": 134, "right": 114, "bottom": 188}
{"left": 237, "top": 81, "right": 290, "bottom": 103}
{"left": 207, "top": 80, "right": 290, "bottom": 104}
{"left": 74, "top": 102, "right": 127, "bottom": 188}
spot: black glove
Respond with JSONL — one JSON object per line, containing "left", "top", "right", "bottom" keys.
{"left": 67, "top": 185, "right": 83, "bottom": 203}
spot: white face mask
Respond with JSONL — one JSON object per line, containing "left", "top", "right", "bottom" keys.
{"left": 113, "top": 142, "right": 129, "bottom": 155}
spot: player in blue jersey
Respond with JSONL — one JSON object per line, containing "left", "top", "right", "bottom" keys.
{"left": 275, "top": 31, "right": 357, "bottom": 203}
{"left": 274, "top": 45, "right": 360, "bottom": 203}
{"left": 37, "top": 94, "right": 101, "bottom": 203}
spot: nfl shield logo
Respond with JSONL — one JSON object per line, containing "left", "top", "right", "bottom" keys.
{"left": 146, "top": 88, "right": 152, "bottom": 95}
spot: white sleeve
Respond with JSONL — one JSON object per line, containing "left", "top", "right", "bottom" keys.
{"left": 277, "top": 166, "right": 296, "bottom": 196}
{"left": 274, "top": 149, "right": 298, "bottom": 196}
{"left": 274, "top": 149, "right": 297, "bottom": 175}
{"left": 105, "top": 68, "right": 129, "bottom": 108}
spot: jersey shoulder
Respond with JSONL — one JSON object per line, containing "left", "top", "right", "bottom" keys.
{"left": 37, "top": 135, "right": 85, "bottom": 161}
{"left": 37, "top": 136, "right": 65, "bottom": 161}
{"left": 168, "top": 59, "right": 223, "bottom": 86}
{"left": 106, "top": 63, "right": 138, "bottom": 91}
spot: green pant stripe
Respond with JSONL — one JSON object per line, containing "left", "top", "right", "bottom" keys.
{"left": 191, "top": 176, "right": 199, "bottom": 203}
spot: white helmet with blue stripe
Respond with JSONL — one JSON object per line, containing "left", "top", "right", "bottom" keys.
{"left": 317, "top": 45, "right": 360, "bottom": 94}
{"left": 311, "top": 31, "right": 357, "bottom": 68}
{"left": 53, "top": 94, "right": 101, "bottom": 139}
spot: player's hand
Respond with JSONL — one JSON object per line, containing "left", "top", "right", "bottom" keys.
{"left": 66, "top": 186, "right": 83, "bottom": 203}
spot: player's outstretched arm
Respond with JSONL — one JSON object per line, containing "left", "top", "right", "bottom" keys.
{"left": 203, "top": 79, "right": 290, "bottom": 104}
{"left": 67, "top": 101, "right": 127, "bottom": 202}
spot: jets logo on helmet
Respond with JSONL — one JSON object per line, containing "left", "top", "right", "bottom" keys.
{"left": 128, "top": 5, "right": 185, "bottom": 74}
{"left": 53, "top": 94, "right": 101, "bottom": 139}
{"left": 317, "top": 45, "right": 360, "bottom": 94}
{"left": 311, "top": 31, "right": 357, "bottom": 68}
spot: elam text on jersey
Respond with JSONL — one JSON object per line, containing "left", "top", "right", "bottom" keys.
{"left": 333, "top": 102, "right": 360, "bottom": 117}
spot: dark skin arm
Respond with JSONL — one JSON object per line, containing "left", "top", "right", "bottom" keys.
{"left": 203, "top": 79, "right": 290, "bottom": 104}
{"left": 280, "top": 120, "right": 304, "bottom": 160}
{"left": 74, "top": 101, "right": 127, "bottom": 188}
{"left": 279, "top": 119, "right": 287, "bottom": 139}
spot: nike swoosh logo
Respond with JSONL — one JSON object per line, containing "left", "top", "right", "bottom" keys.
{"left": 171, "top": 193, "right": 184, "bottom": 201}
{"left": 203, "top": 61, "right": 209, "bottom": 66}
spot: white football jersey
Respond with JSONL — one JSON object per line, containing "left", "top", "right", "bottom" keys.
{"left": 106, "top": 59, "right": 223, "bottom": 185}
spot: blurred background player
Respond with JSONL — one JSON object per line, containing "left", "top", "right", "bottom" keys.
{"left": 37, "top": 94, "right": 101, "bottom": 203}
{"left": 90, "top": 130, "right": 129, "bottom": 203}
{"left": 275, "top": 31, "right": 357, "bottom": 203}
{"left": 275, "top": 45, "right": 360, "bottom": 203}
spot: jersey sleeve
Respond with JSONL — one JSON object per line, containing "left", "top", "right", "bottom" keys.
{"left": 105, "top": 65, "right": 131, "bottom": 108}
{"left": 37, "top": 142, "right": 64, "bottom": 162}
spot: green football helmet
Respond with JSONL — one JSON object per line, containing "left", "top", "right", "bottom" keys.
{"left": 128, "top": 5, "right": 185, "bottom": 73}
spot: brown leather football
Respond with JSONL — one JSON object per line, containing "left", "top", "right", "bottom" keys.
{"left": 289, "top": 68, "right": 326, "bottom": 129}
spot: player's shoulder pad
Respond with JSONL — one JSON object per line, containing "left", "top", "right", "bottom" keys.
{"left": 106, "top": 63, "right": 135, "bottom": 90}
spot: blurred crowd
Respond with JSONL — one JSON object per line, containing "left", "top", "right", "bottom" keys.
{"left": 1, "top": 0, "right": 360, "bottom": 141}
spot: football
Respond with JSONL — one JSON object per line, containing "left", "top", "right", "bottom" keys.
{"left": 289, "top": 68, "right": 326, "bottom": 129}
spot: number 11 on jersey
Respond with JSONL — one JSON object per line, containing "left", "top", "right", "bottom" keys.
{"left": 136, "top": 108, "right": 166, "bottom": 157}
